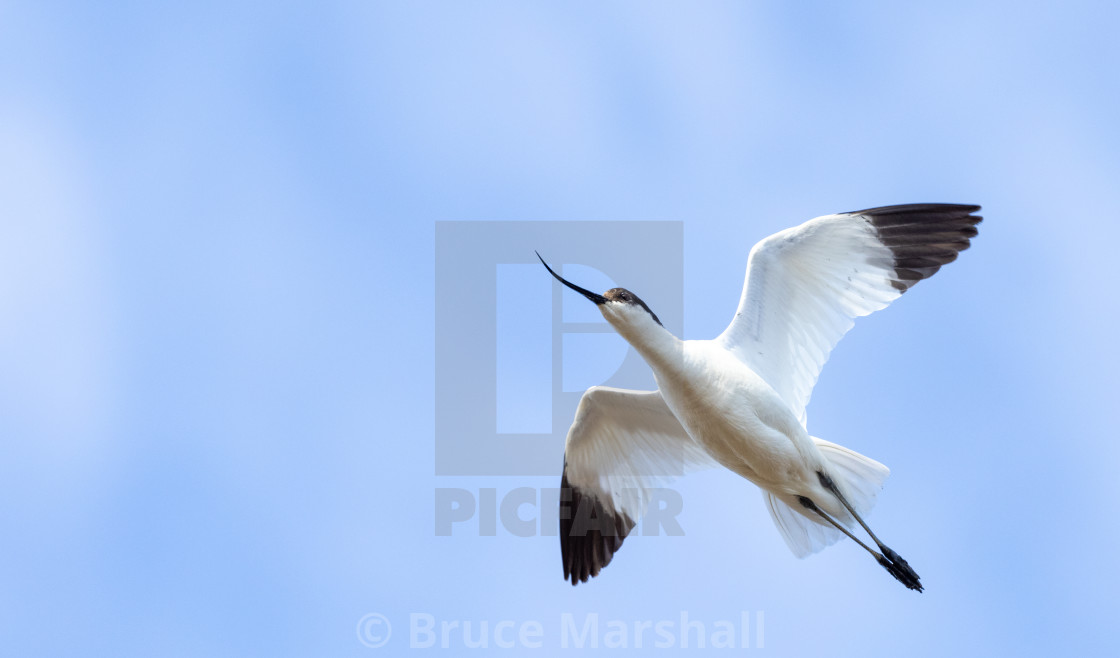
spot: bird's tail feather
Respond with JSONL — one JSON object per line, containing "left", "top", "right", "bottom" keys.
{"left": 813, "top": 437, "right": 890, "bottom": 521}
{"left": 763, "top": 438, "right": 890, "bottom": 558}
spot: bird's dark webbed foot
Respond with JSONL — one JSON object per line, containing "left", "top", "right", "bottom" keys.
{"left": 813, "top": 470, "right": 924, "bottom": 593}
{"left": 878, "top": 546, "right": 923, "bottom": 592}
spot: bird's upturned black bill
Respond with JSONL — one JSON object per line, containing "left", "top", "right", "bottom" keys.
{"left": 536, "top": 251, "right": 607, "bottom": 305}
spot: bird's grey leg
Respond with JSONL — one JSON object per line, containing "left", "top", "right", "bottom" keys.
{"left": 816, "top": 472, "right": 885, "bottom": 545}
{"left": 815, "top": 472, "right": 923, "bottom": 592}
{"left": 796, "top": 496, "right": 881, "bottom": 558}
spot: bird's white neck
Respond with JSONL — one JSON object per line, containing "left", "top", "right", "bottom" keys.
{"left": 601, "top": 303, "right": 683, "bottom": 373}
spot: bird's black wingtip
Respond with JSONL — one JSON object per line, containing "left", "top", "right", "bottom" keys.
{"left": 560, "top": 470, "right": 634, "bottom": 586}
{"left": 851, "top": 202, "right": 981, "bottom": 217}
{"left": 854, "top": 203, "right": 983, "bottom": 294}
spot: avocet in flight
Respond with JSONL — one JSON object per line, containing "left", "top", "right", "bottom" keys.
{"left": 538, "top": 203, "right": 981, "bottom": 591}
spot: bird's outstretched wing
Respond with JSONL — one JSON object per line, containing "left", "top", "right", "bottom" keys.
{"left": 560, "top": 386, "right": 717, "bottom": 585}
{"left": 718, "top": 203, "right": 981, "bottom": 426}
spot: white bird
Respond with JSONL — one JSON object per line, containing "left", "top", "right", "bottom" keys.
{"left": 538, "top": 203, "right": 982, "bottom": 591}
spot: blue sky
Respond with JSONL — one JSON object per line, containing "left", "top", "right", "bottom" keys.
{"left": 2, "top": 1, "right": 1119, "bottom": 655}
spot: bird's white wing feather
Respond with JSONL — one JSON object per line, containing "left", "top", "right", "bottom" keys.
{"left": 718, "top": 204, "right": 981, "bottom": 426}
{"left": 561, "top": 386, "right": 717, "bottom": 584}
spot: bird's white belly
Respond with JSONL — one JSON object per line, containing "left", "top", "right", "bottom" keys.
{"left": 653, "top": 342, "right": 822, "bottom": 496}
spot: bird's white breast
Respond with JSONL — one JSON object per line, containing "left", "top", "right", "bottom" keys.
{"left": 651, "top": 340, "right": 824, "bottom": 496}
